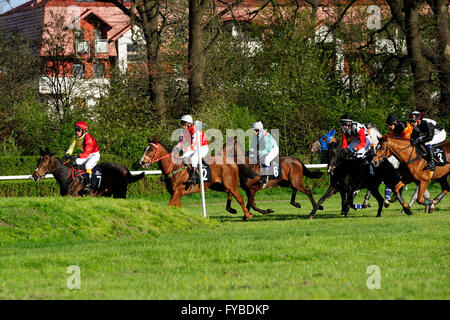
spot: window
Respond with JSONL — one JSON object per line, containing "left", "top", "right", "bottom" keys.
{"left": 73, "top": 64, "right": 84, "bottom": 78}
{"left": 93, "top": 63, "right": 105, "bottom": 78}
{"left": 127, "top": 43, "right": 146, "bottom": 61}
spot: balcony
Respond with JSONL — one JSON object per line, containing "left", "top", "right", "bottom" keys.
{"left": 95, "top": 39, "right": 109, "bottom": 54}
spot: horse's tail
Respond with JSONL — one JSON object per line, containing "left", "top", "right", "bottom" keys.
{"left": 127, "top": 171, "right": 146, "bottom": 184}
{"left": 238, "top": 164, "right": 259, "bottom": 179}
{"left": 298, "top": 159, "right": 323, "bottom": 179}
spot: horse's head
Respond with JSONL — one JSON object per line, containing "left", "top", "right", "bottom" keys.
{"left": 310, "top": 129, "right": 337, "bottom": 153}
{"left": 372, "top": 135, "right": 393, "bottom": 167}
{"left": 326, "top": 141, "right": 346, "bottom": 174}
{"left": 140, "top": 138, "right": 160, "bottom": 169}
{"left": 32, "top": 148, "right": 56, "bottom": 181}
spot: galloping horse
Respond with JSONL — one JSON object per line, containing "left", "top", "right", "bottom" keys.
{"left": 308, "top": 141, "right": 390, "bottom": 218}
{"left": 32, "top": 148, "right": 145, "bottom": 198}
{"left": 373, "top": 136, "right": 450, "bottom": 212}
{"left": 223, "top": 137, "right": 323, "bottom": 216}
{"left": 139, "top": 137, "right": 257, "bottom": 220}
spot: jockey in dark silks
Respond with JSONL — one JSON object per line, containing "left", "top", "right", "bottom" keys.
{"left": 409, "top": 111, "right": 446, "bottom": 171}
{"left": 386, "top": 114, "right": 414, "bottom": 139}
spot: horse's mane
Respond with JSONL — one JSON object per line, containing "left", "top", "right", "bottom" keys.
{"left": 366, "top": 124, "right": 382, "bottom": 139}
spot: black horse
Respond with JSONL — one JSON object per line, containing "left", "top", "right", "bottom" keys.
{"left": 308, "top": 142, "right": 409, "bottom": 218}
{"left": 32, "top": 148, "right": 145, "bottom": 198}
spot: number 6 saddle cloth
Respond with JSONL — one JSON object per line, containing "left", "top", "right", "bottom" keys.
{"left": 260, "top": 160, "right": 282, "bottom": 181}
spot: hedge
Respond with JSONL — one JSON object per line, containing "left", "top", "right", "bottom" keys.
{"left": 0, "top": 155, "right": 330, "bottom": 198}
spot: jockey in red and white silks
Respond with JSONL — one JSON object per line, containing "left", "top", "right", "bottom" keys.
{"left": 178, "top": 115, "right": 209, "bottom": 184}
{"left": 64, "top": 121, "right": 100, "bottom": 171}
{"left": 340, "top": 114, "right": 371, "bottom": 159}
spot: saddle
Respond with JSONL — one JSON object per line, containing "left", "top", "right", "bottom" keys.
{"left": 71, "top": 164, "right": 103, "bottom": 190}
{"left": 184, "top": 160, "right": 212, "bottom": 184}
{"left": 259, "top": 160, "right": 282, "bottom": 181}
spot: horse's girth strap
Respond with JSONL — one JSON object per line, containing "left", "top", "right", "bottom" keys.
{"left": 167, "top": 166, "right": 186, "bottom": 178}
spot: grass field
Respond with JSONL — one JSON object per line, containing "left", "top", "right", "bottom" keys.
{"left": 0, "top": 185, "right": 448, "bottom": 300}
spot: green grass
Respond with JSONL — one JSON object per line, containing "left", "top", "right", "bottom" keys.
{"left": 0, "top": 185, "right": 448, "bottom": 299}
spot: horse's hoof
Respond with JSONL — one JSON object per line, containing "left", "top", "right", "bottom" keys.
{"left": 318, "top": 205, "right": 324, "bottom": 210}
{"left": 429, "top": 204, "right": 435, "bottom": 213}
{"left": 307, "top": 215, "right": 314, "bottom": 220}
{"left": 291, "top": 202, "right": 301, "bottom": 208}
{"left": 267, "top": 209, "right": 274, "bottom": 214}
{"left": 383, "top": 201, "right": 390, "bottom": 208}
{"left": 227, "top": 208, "right": 237, "bottom": 214}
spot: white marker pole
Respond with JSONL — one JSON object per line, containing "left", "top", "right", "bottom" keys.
{"left": 195, "top": 120, "right": 207, "bottom": 218}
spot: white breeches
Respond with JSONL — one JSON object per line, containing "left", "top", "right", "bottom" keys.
{"left": 182, "top": 145, "right": 209, "bottom": 168}
{"left": 425, "top": 129, "right": 446, "bottom": 146}
{"left": 349, "top": 137, "right": 371, "bottom": 158}
{"left": 75, "top": 151, "right": 100, "bottom": 170}
{"left": 263, "top": 146, "right": 279, "bottom": 167}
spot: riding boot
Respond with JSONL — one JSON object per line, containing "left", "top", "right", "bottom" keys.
{"left": 425, "top": 144, "right": 435, "bottom": 171}
{"left": 259, "top": 165, "right": 269, "bottom": 185}
{"left": 186, "top": 167, "right": 199, "bottom": 185}
{"left": 83, "top": 173, "right": 92, "bottom": 194}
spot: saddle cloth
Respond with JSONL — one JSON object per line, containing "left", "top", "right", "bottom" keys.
{"left": 416, "top": 144, "right": 448, "bottom": 166}
{"left": 260, "top": 161, "right": 282, "bottom": 181}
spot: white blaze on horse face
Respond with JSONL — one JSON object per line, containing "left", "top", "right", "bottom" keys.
{"left": 140, "top": 145, "right": 150, "bottom": 167}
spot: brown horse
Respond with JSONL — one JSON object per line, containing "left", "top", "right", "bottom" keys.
{"left": 223, "top": 137, "right": 323, "bottom": 215}
{"left": 372, "top": 136, "right": 450, "bottom": 212}
{"left": 139, "top": 137, "right": 256, "bottom": 220}
{"left": 32, "top": 148, "right": 145, "bottom": 198}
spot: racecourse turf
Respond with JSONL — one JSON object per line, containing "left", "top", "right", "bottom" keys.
{"left": 0, "top": 185, "right": 448, "bottom": 299}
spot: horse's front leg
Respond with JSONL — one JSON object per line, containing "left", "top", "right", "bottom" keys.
{"left": 249, "top": 187, "right": 274, "bottom": 214}
{"left": 308, "top": 185, "right": 337, "bottom": 219}
{"left": 393, "top": 181, "right": 412, "bottom": 215}
{"left": 341, "top": 190, "right": 352, "bottom": 217}
{"left": 168, "top": 189, "right": 182, "bottom": 207}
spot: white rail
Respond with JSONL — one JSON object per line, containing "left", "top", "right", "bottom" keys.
{"left": 0, "top": 165, "right": 328, "bottom": 181}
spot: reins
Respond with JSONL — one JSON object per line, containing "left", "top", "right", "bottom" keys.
{"left": 145, "top": 143, "right": 180, "bottom": 176}
{"left": 375, "top": 139, "right": 418, "bottom": 164}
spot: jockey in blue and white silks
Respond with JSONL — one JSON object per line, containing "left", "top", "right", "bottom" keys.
{"left": 249, "top": 121, "right": 279, "bottom": 184}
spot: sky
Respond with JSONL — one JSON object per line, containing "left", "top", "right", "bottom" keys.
{"left": 0, "top": 0, "right": 30, "bottom": 14}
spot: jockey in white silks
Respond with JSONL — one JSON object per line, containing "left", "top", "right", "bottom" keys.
{"left": 249, "top": 121, "right": 279, "bottom": 185}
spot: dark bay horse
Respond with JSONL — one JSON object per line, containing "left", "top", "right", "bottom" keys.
{"left": 308, "top": 141, "right": 392, "bottom": 218}
{"left": 309, "top": 129, "right": 337, "bottom": 153}
{"left": 223, "top": 137, "right": 323, "bottom": 216}
{"left": 32, "top": 148, "right": 145, "bottom": 198}
{"left": 139, "top": 138, "right": 257, "bottom": 220}
{"left": 373, "top": 136, "right": 450, "bottom": 213}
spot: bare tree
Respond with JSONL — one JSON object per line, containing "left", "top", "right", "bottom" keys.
{"left": 99, "top": 0, "right": 169, "bottom": 116}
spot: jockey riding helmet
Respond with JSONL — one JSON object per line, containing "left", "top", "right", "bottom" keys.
{"left": 386, "top": 114, "right": 398, "bottom": 126}
{"left": 75, "top": 121, "right": 88, "bottom": 132}
{"left": 181, "top": 115, "right": 193, "bottom": 125}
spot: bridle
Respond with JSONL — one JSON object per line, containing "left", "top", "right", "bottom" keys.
{"left": 312, "top": 134, "right": 335, "bottom": 152}
{"left": 142, "top": 143, "right": 178, "bottom": 175}
{"left": 34, "top": 155, "right": 58, "bottom": 178}
{"left": 373, "top": 139, "right": 415, "bottom": 165}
